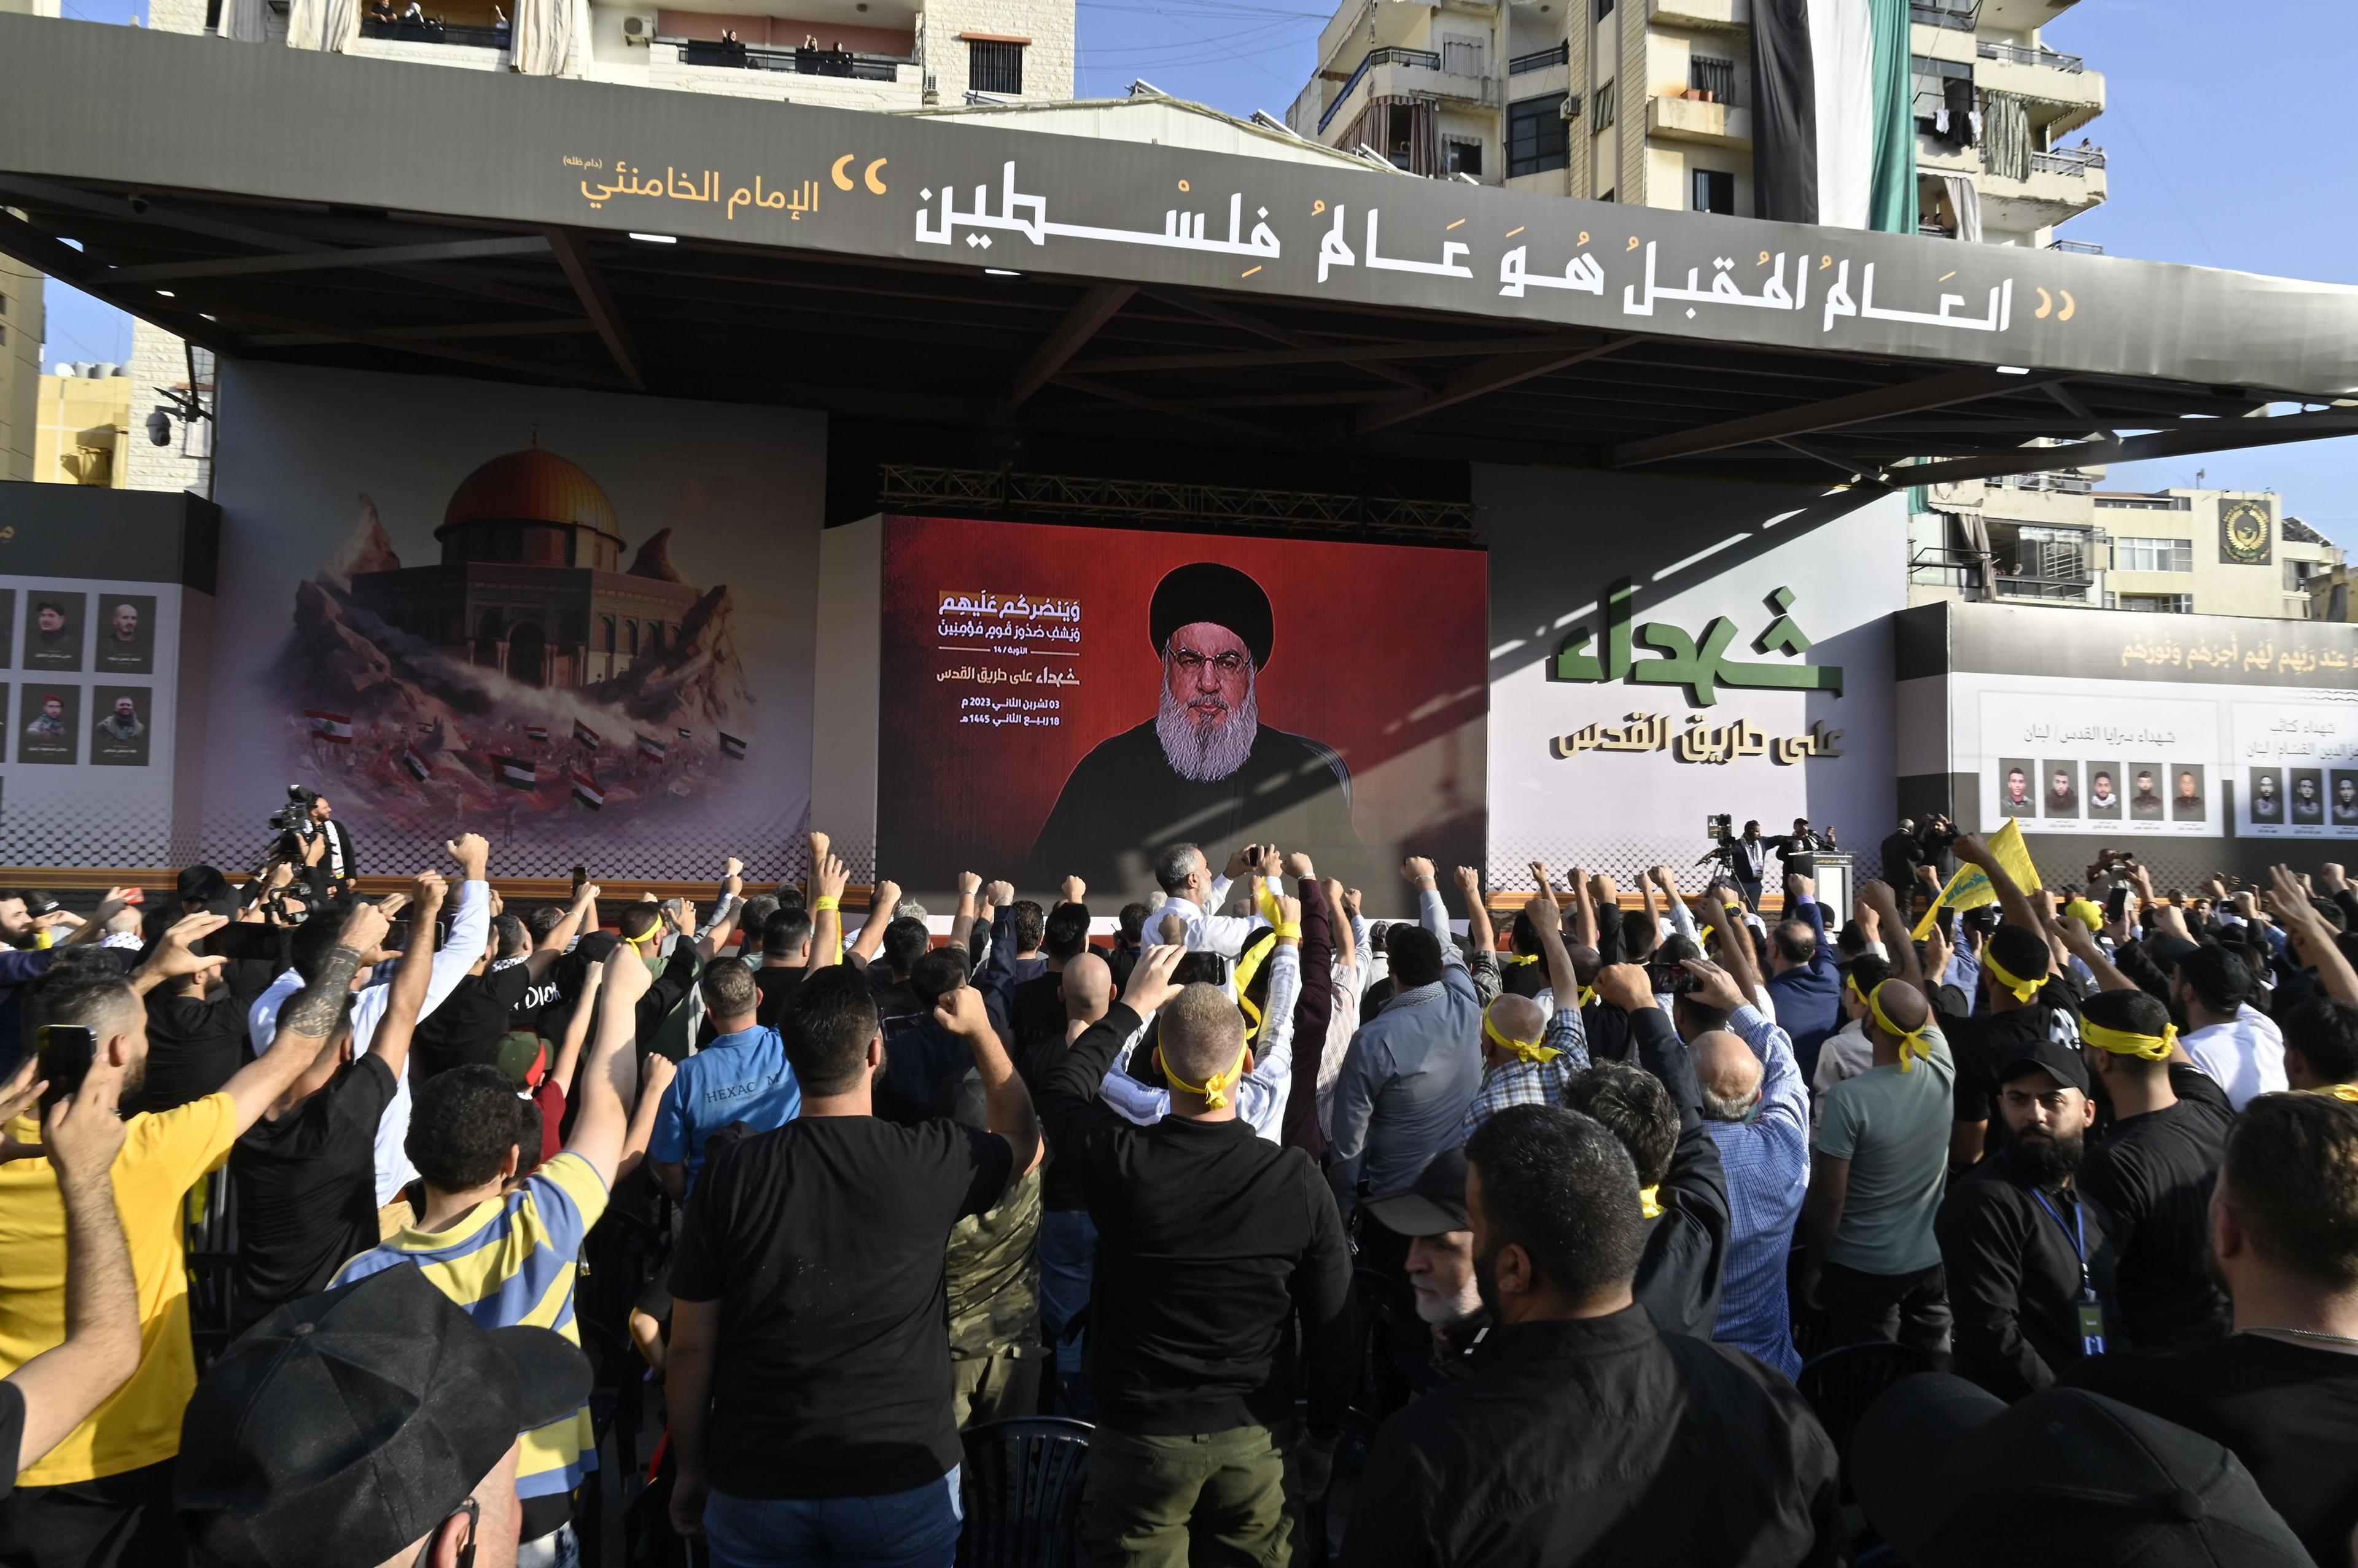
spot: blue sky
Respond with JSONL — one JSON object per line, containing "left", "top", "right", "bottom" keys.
{"left": 42, "top": 0, "right": 2358, "bottom": 539}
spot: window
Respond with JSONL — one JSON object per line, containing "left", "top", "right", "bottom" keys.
{"left": 967, "top": 39, "right": 1022, "bottom": 94}
{"left": 1507, "top": 94, "right": 1570, "bottom": 176}
{"left": 1909, "top": 54, "right": 1970, "bottom": 128}
{"left": 1595, "top": 0, "right": 1613, "bottom": 16}
{"left": 2096, "top": 494, "right": 2193, "bottom": 512}
{"left": 2114, "top": 537, "right": 2192, "bottom": 573}
{"left": 1446, "top": 137, "right": 1484, "bottom": 177}
{"left": 1441, "top": 34, "right": 1484, "bottom": 76}
{"left": 1689, "top": 55, "right": 1735, "bottom": 103}
{"left": 1691, "top": 168, "right": 1735, "bottom": 214}
{"left": 1593, "top": 78, "right": 1616, "bottom": 128}
{"left": 2121, "top": 594, "right": 2193, "bottom": 615}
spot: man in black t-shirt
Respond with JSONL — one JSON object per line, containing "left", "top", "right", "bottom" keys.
{"left": 1108, "top": 903, "right": 1148, "bottom": 998}
{"left": 230, "top": 872, "right": 445, "bottom": 1330}
{"left": 752, "top": 906, "right": 814, "bottom": 1030}
{"left": 2075, "top": 988, "right": 2235, "bottom": 1346}
{"left": 2066, "top": 1093, "right": 2358, "bottom": 1566}
{"left": 1945, "top": 922, "right": 2079, "bottom": 1171}
{"left": 665, "top": 963, "right": 1037, "bottom": 1561}
{"left": 1936, "top": 1037, "right": 2117, "bottom": 1402}
{"left": 1008, "top": 892, "right": 1091, "bottom": 1056}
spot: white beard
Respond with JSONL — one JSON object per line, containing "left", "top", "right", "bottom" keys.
{"left": 1157, "top": 677, "right": 1259, "bottom": 782}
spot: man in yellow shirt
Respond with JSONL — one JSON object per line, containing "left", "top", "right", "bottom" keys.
{"left": 0, "top": 897, "right": 392, "bottom": 1568}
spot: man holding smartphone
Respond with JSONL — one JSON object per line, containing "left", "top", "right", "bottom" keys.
{"left": 0, "top": 903, "right": 391, "bottom": 1567}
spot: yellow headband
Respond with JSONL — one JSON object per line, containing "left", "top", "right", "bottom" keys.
{"left": 1483, "top": 1009, "right": 1560, "bottom": 1065}
{"left": 1502, "top": 952, "right": 1541, "bottom": 967}
{"left": 1869, "top": 979, "right": 1936, "bottom": 1073}
{"left": 1157, "top": 1040, "right": 1250, "bottom": 1109}
{"left": 1576, "top": 984, "right": 1597, "bottom": 1009}
{"left": 2082, "top": 1019, "right": 2175, "bottom": 1062}
{"left": 1231, "top": 933, "right": 1280, "bottom": 1041}
{"left": 2315, "top": 1084, "right": 2358, "bottom": 1104}
{"left": 1983, "top": 950, "right": 2044, "bottom": 1004}
{"left": 1845, "top": 974, "right": 1867, "bottom": 1010}
{"left": 1639, "top": 1184, "right": 1664, "bottom": 1220}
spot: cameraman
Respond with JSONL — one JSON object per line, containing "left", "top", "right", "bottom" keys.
{"left": 1720, "top": 819, "right": 1770, "bottom": 911}
{"left": 280, "top": 791, "right": 357, "bottom": 902}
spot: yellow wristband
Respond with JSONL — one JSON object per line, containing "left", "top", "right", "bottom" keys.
{"left": 1274, "top": 922, "right": 1302, "bottom": 941}
{"left": 812, "top": 895, "right": 840, "bottom": 913}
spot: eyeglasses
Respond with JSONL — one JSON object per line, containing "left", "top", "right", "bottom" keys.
{"left": 1169, "top": 649, "right": 1248, "bottom": 676}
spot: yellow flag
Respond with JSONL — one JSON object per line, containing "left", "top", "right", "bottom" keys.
{"left": 1911, "top": 819, "right": 2044, "bottom": 941}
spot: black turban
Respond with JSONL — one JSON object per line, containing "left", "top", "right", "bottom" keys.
{"left": 1148, "top": 562, "right": 1274, "bottom": 670}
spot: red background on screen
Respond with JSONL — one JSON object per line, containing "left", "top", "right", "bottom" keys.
{"left": 875, "top": 514, "right": 1490, "bottom": 906}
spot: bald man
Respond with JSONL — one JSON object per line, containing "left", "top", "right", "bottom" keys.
{"left": 1462, "top": 891, "right": 1590, "bottom": 1138}
{"left": 1690, "top": 982, "right": 1810, "bottom": 1378}
{"left": 1803, "top": 880, "right": 1957, "bottom": 1362}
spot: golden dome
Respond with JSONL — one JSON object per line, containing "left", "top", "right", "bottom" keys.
{"left": 438, "top": 448, "right": 622, "bottom": 541}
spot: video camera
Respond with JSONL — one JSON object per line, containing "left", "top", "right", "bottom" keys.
{"left": 1706, "top": 812, "right": 1733, "bottom": 842}
{"left": 268, "top": 783, "right": 317, "bottom": 837}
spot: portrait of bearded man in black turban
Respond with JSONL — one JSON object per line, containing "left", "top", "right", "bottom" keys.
{"left": 1027, "top": 561, "right": 1365, "bottom": 893}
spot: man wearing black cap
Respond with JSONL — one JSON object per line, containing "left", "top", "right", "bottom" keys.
{"left": 1934, "top": 1036, "right": 2120, "bottom": 1401}
{"left": 1850, "top": 1373, "right": 2311, "bottom": 1568}
{"left": 1028, "top": 561, "right": 1363, "bottom": 896}
{"left": 1363, "top": 1147, "right": 1490, "bottom": 1393}
{"left": 174, "top": 1265, "right": 591, "bottom": 1568}
{"left": 1339, "top": 1104, "right": 1838, "bottom": 1567}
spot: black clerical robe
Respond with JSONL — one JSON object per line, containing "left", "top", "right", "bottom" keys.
{"left": 1029, "top": 720, "right": 1366, "bottom": 895}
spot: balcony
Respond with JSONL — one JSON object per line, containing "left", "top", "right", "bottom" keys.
{"left": 1973, "top": 42, "right": 2104, "bottom": 134}
{"left": 1650, "top": 0, "right": 1749, "bottom": 30}
{"left": 661, "top": 35, "right": 909, "bottom": 79}
{"left": 1314, "top": 46, "right": 1495, "bottom": 136}
{"left": 2047, "top": 237, "right": 2104, "bottom": 255}
{"left": 1977, "top": 39, "right": 2082, "bottom": 72}
{"left": 1909, "top": 0, "right": 1979, "bottom": 29}
{"left": 1648, "top": 91, "right": 1750, "bottom": 148}
{"left": 1975, "top": 146, "right": 2106, "bottom": 230}
{"left": 360, "top": 16, "right": 507, "bottom": 47}
{"left": 2030, "top": 142, "right": 2106, "bottom": 175}
{"left": 1996, "top": 573, "right": 2099, "bottom": 604}
{"left": 1508, "top": 41, "right": 1567, "bottom": 74}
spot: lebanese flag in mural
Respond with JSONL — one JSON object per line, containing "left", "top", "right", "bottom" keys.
{"left": 306, "top": 710, "right": 354, "bottom": 743}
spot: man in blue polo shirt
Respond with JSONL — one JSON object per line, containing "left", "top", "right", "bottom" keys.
{"left": 651, "top": 958, "right": 801, "bottom": 1201}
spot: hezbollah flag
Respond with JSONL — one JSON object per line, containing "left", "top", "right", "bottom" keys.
{"left": 1750, "top": 0, "right": 1916, "bottom": 233}
{"left": 1912, "top": 820, "right": 2044, "bottom": 941}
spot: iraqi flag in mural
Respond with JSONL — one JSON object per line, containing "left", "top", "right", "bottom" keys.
{"left": 571, "top": 769, "right": 604, "bottom": 810}
{"left": 573, "top": 720, "right": 601, "bottom": 750}
{"left": 306, "top": 710, "right": 354, "bottom": 744}
{"left": 494, "top": 756, "right": 538, "bottom": 791}
{"left": 1749, "top": 0, "right": 1915, "bottom": 231}
{"left": 400, "top": 745, "right": 433, "bottom": 782}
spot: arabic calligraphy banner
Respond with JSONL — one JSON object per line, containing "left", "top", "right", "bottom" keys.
{"left": 1481, "top": 464, "right": 1908, "bottom": 885}
{"left": 866, "top": 513, "right": 1488, "bottom": 912}
{"left": 4, "top": 15, "right": 2356, "bottom": 395}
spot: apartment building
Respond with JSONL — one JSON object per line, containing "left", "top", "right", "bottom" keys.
{"left": 1909, "top": 481, "right": 2342, "bottom": 621}
{"left": 0, "top": 252, "right": 36, "bottom": 481}
{"left": 33, "top": 362, "right": 132, "bottom": 486}
{"left": 1283, "top": 0, "right": 2104, "bottom": 250}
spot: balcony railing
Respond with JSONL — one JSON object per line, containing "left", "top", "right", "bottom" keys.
{"left": 1918, "top": 222, "right": 1955, "bottom": 239}
{"left": 360, "top": 17, "right": 508, "bottom": 47}
{"left": 2047, "top": 237, "right": 2105, "bottom": 255}
{"left": 663, "top": 36, "right": 911, "bottom": 79}
{"left": 2029, "top": 144, "right": 2106, "bottom": 175}
{"left": 1991, "top": 470, "right": 2095, "bottom": 495}
{"left": 1909, "top": 0, "right": 1979, "bottom": 28}
{"left": 1997, "top": 574, "right": 2096, "bottom": 602}
{"left": 1977, "top": 39, "right": 2084, "bottom": 72}
{"left": 1318, "top": 46, "right": 1444, "bottom": 133}
{"left": 1508, "top": 41, "right": 1568, "bottom": 74}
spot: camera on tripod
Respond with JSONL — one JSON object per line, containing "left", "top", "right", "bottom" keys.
{"left": 269, "top": 784, "right": 317, "bottom": 838}
{"left": 1706, "top": 812, "right": 1733, "bottom": 841}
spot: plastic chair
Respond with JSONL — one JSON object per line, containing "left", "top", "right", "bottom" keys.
{"left": 957, "top": 1416, "right": 1093, "bottom": 1568}
{"left": 1794, "top": 1341, "right": 1934, "bottom": 1462}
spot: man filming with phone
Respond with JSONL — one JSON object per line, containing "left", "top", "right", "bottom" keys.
{"left": 0, "top": 902, "right": 392, "bottom": 1566}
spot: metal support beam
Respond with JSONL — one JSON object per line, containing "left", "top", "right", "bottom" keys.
{"left": 1889, "top": 411, "right": 2358, "bottom": 487}
{"left": 1068, "top": 332, "right": 1614, "bottom": 378}
{"left": 200, "top": 297, "right": 623, "bottom": 387}
{"left": 542, "top": 227, "right": 646, "bottom": 394}
{"left": 1610, "top": 367, "right": 2071, "bottom": 468}
{"left": 107, "top": 235, "right": 550, "bottom": 283}
{"left": 1003, "top": 282, "right": 1134, "bottom": 408}
{"left": 0, "top": 208, "right": 239, "bottom": 354}
{"left": 1355, "top": 337, "right": 1631, "bottom": 435}
{"left": 1051, "top": 374, "right": 1274, "bottom": 441}
{"left": 1139, "top": 285, "right": 1434, "bottom": 394}
{"left": 246, "top": 319, "right": 602, "bottom": 349}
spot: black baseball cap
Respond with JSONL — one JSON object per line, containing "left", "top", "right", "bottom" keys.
{"left": 1852, "top": 1375, "right": 2308, "bottom": 1568}
{"left": 176, "top": 1264, "right": 590, "bottom": 1568}
{"left": 1366, "top": 1146, "right": 1469, "bottom": 1237}
{"left": 177, "top": 865, "right": 233, "bottom": 910}
{"left": 1998, "top": 1034, "right": 2091, "bottom": 1096}
{"left": 2146, "top": 933, "right": 2204, "bottom": 974}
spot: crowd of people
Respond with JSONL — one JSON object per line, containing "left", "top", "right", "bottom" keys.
{"left": 0, "top": 823, "right": 2355, "bottom": 1568}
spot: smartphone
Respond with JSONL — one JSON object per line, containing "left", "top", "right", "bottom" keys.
{"left": 571, "top": 864, "right": 588, "bottom": 891}
{"left": 2106, "top": 885, "right": 2134, "bottom": 924}
{"left": 201, "top": 922, "right": 291, "bottom": 966}
{"left": 1645, "top": 957, "right": 1697, "bottom": 996}
{"left": 36, "top": 1025, "right": 96, "bottom": 1112}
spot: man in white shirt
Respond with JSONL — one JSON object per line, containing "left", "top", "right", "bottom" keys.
{"left": 1146, "top": 842, "right": 1270, "bottom": 958}
{"left": 247, "top": 834, "right": 493, "bottom": 1205}
{"left": 2172, "top": 944, "right": 2286, "bottom": 1109}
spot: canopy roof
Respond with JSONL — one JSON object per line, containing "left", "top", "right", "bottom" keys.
{"left": 4, "top": 14, "right": 2356, "bottom": 491}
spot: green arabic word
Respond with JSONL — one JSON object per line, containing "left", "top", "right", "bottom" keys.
{"left": 1551, "top": 580, "right": 1843, "bottom": 708}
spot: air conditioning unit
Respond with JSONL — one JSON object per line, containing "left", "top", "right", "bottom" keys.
{"left": 1557, "top": 92, "right": 1581, "bottom": 120}
{"left": 621, "top": 14, "right": 648, "bottom": 42}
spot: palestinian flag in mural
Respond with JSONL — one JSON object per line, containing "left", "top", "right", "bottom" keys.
{"left": 636, "top": 733, "right": 667, "bottom": 763}
{"left": 494, "top": 756, "right": 537, "bottom": 790}
{"left": 1749, "top": 0, "right": 1914, "bottom": 231}
{"left": 718, "top": 731, "right": 748, "bottom": 761}
{"left": 400, "top": 745, "right": 433, "bottom": 782}
{"left": 570, "top": 769, "right": 604, "bottom": 810}
{"left": 573, "top": 720, "right": 601, "bottom": 749}
{"left": 306, "top": 710, "right": 354, "bottom": 744}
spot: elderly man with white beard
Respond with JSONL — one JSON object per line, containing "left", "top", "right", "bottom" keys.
{"left": 1027, "top": 562, "right": 1366, "bottom": 896}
